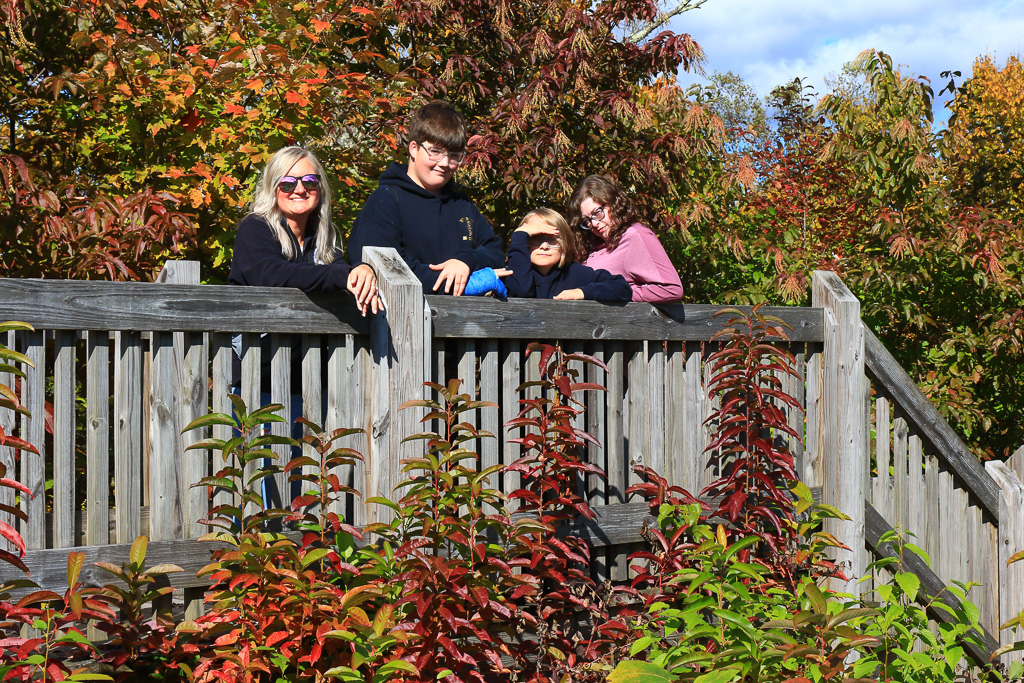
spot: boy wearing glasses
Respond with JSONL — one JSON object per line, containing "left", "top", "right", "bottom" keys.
{"left": 348, "top": 100, "right": 505, "bottom": 296}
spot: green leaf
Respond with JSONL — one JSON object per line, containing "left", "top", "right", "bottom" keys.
{"left": 607, "top": 660, "right": 676, "bottom": 683}
{"left": 894, "top": 572, "right": 920, "bottom": 601}
{"left": 374, "top": 660, "right": 417, "bottom": 676}
{"left": 129, "top": 535, "right": 148, "bottom": 566}
{"left": 694, "top": 668, "right": 741, "bottom": 683}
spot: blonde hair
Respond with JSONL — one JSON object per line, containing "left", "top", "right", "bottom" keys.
{"left": 519, "top": 208, "right": 577, "bottom": 268}
{"left": 248, "top": 146, "right": 340, "bottom": 264}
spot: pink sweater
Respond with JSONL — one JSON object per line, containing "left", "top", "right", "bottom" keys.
{"left": 583, "top": 223, "right": 684, "bottom": 303}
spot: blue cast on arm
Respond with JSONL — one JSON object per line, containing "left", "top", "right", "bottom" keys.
{"left": 464, "top": 268, "right": 508, "bottom": 297}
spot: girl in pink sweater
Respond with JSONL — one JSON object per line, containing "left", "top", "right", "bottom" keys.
{"left": 567, "top": 175, "right": 684, "bottom": 304}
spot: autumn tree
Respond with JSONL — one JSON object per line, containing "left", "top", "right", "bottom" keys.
{"left": 945, "top": 54, "right": 1024, "bottom": 220}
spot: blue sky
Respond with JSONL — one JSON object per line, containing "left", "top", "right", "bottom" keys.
{"left": 668, "top": 0, "right": 1024, "bottom": 125}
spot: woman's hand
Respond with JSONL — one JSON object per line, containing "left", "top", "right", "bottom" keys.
{"left": 553, "top": 288, "right": 584, "bottom": 300}
{"left": 347, "top": 264, "right": 380, "bottom": 315}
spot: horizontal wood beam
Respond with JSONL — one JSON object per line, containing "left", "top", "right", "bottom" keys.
{"left": 428, "top": 298, "right": 825, "bottom": 342}
{"left": 863, "top": 324, "right": 1000, "bottom": 518}
{"left": 3, "top": 489, "right": 828, "bottom": 597}
{"left": 0, "top": 279, "right": 369, "bottom": 334}
{"left": 864, "top": 500, "right": 999, "bottom": 664}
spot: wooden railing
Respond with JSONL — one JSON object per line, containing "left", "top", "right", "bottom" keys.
{"left": 0, "top": 254, "right": 1022, "bottom": 664}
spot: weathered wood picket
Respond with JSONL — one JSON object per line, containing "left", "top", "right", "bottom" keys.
{"left": 1, "top": 254, "right": 1022, "bottom": 665}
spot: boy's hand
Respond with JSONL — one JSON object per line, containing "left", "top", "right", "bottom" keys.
{"left": 553, "top": 288, "right": 584, "bottom": 300}
{"left": 429, "top": 259, "right": 471, "bottom": 295}
{"left": 347, "top": 263, "right": 381, "bottom": 315}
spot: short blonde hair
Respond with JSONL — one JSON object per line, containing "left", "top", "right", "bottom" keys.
{"left": 519, "top": 208, "right": 577, "bottom": 268}
{"left": 248, "top": 146, "right": 340, "bottom": 264}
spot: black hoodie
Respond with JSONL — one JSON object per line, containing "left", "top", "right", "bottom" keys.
{"left": 348, "top": 162, "right": 505, "bottom": 291}
{"left": 504, "top": 231, "right": 632, "bottom": 301}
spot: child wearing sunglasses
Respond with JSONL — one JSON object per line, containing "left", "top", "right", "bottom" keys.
{"left": 348, "top": 100, "right": 505, "bottom": 296}
{"left": 504, "top": 209, "right": 631, "bottom": 302}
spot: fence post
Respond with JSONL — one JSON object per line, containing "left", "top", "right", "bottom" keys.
{"left": 986, "top": 460, "right": 1024, "bottom": 667}
{"left": 362, "top": 248, "right": 428, "bottom": 524}
{"left": 812, "top": 270, "right": 867, "bottom": 596}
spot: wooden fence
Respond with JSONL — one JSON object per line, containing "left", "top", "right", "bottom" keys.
{"left": 0, "top": 252, "right": 1022, "bottom": 665}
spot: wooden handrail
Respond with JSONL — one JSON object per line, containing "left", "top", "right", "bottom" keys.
{"left": 0, "top": 278, "right": 825, "bottom": 343}
{"left": 862, "top": 323, "right": 1000, "bottom": 518}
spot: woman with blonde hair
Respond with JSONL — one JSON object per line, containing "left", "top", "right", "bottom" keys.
{"left": 229, "top": 145, "right": 378, "bottom": 313}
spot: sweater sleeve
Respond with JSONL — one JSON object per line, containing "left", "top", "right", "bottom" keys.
{"left": 348, "top": 187, "right": 439, "bottom": 289}
{"left": 228, "top": 215, "right": 352, "bottom": 292}
{"left": 607, "top": 225, "right": 682, "bottom": 303}
{"left": 574, "top": 265, "right": 632, "bottom": 302}
{"left": 452, "top": 202, "right": 507, "bottom": 272}
{"left": 503, "top": 231, "right": 537, "bottom": 298}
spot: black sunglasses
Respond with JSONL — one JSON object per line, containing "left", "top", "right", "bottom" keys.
{"left": 278, "top": 174, "right": 321, "bottom": 193}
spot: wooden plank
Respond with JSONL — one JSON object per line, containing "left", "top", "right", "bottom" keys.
{"left": 679, "top": 342, "right": 704, "bottom": 494}
{"left": 923, "top": 456, "right": 938, "bottom": 583}
{"left": 85, "top": 332, "right": 110, "bottom": 547}
{"left": 863, "top": 501, "right": 999, "bottom": 664}
{"left": 986, "top": 461, "right": 1024, "bottom": 666}
{"left": 53, "top": 331, "right": 76, "bottom": 548}
{"left": 863, "top": 324, "right": 1000, "bottom": 518}
{"left": 0, "top": 279, "right": 368, "bottom": 335}
{"left": 299, "top": 334, "right": 323, "bottom": 518}
{"left": 626, "top": 342, "right": 647, "bottom": 493}
{"left": 873, "top": 397, "right": 891, "bottom": 521}
{"left": 114, "top": 331, "right": 142, "bottom": 545}
{"left": 909, "top": 434, "right": 923, "bottom": 542}
{"left": 149, "top": 331, "right": 180, "bottom": 541}
{"left": 210, "top": 334, "right": 235, "bottom": 526}
{"left": 180, "top": 332, "right": 208, "bottom": 539}
{"left": 812, "top": 270, "right": 867, "bottom": 596}
{"left": 786, "top": 349, "right": 806, "bottom": 478}
{"left": 269, "top": 334, "right": 291, "bottom": 516}
{"left": 662, "top": 342, "right": 683, "bottom": 490}
{"left": 605, "top": 343, "right": 627, "bottom": 507}
{"left": 479, "top": 339, "right": 499, "bottom": 513}
{"left": 646, "top": 341, "right": 666, "bottom": 482}
{"left": 427, "top": 297, "right": 824, "bottom": 342}
{"left": 893, "top": 416, "right": 908, "bottom": 534}
{"left": 239, "top": 333, "right": 261, "bottom": 520}
{"left": 363, "top": 247, "right": 426, "bottom": 524}
{"left": 501, "top": 340, "right": 521, "bottom": 508}
{"left": 803, "top": 347, "right": 822, "bottom": 487}
{"left": 19, "top": 331, "right": 45, "bottom": 549}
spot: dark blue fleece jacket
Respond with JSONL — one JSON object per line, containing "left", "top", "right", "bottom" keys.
{"left": 347, "top": 162, "right": 505, "bottom": 291}
{"left": 504, "top": 232, "right": 632, "bottom": 302}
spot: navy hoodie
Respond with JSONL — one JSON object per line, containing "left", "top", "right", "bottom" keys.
{"left": 504, "top": 232, "right": 632, "bottom": 302}
{"left": 228, "top": 214, "right": 353, "bottom": 391}
{"left": 348, "top": 162, "right": 505, "bottom": 291}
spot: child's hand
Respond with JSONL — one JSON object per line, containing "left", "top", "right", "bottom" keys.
{"left": 516, "top": 217, "right": 560, "bottom": 237}
{"left": 553, "top": 288, "right": 584, "bottom": 300}
{"left": 429, "top": 258, "right": 471, "bottom": 295}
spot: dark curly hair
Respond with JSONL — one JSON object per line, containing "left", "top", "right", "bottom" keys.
{"left": 566, "top": 174, "right": 643, "bottom": 254}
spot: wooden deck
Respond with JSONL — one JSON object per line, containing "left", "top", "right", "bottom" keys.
{"left": 0, "top": 252, "right": 1022, "bottom": 665}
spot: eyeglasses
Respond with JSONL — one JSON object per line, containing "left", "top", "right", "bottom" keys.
{"left": 527, "top": 236, "right": 562, "bottom": 250}
{"left": 278, "top": 174, "right": 321, "bottom": 193}
{"left": 581, "top": 205, "right": 606, "bottom": 229}
{"left": 418, "top": 142, "right": 465, "bottom": 167}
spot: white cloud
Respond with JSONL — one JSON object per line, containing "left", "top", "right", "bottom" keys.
{"left": 670, "top": 0, "right": 1024, "bottom": 122}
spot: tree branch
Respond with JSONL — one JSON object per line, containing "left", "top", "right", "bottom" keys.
{"left": 626, "top": 0, "right": 710, "bottom": 44}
